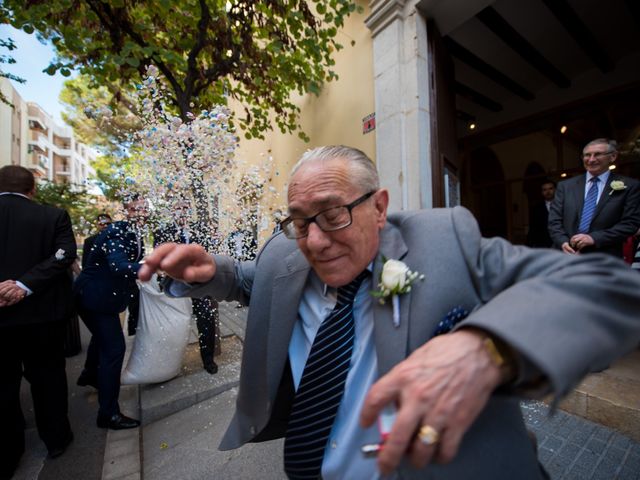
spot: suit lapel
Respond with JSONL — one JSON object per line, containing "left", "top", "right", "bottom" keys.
{"left": 266, "top": 248, "right": 310, "bottom": 398}
{"left": 572, "top": 175, "right": 587, "bottom": 230}
{"left": 372, "top": 223, "right": 411, "bottom": 375}
{"left": 592, "top": 173, "right": 616, "bottom": 221}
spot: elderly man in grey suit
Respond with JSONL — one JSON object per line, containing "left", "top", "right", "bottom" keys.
{"left": 548, "top": 138, "right": 640, "bottom": 257}
{"left": 140, "top": 146, "right": 640, "bottom": 479}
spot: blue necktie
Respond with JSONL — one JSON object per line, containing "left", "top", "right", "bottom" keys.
{"left": 284, "top": 270, "right": 368, "bottom": 480}
{"left": 578, "top": 177, "right": 600, "bottom": 234}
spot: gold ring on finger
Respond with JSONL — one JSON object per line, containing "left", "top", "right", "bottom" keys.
{"left": 417, "top": 425, "right": 440, "bottom": 446}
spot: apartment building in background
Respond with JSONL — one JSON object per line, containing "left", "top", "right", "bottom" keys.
{"left": 0, "top": 77, "right": 95, "bottom": 185}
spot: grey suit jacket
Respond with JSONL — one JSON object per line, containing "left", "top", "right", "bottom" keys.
{"left": 548, "top": 173, "right": 640, "bottom": 257}
{"left": 176, "top": 207, "right": 640, "bottom": 479}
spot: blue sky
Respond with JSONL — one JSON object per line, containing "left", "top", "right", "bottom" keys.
{"left": 1, "top": 25, "right": 73, "bottom": 123}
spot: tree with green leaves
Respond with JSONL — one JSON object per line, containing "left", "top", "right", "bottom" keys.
{"left": 60, "top": 75, "right": 140, "bottom": 155}
{"left": 34, "top": 180, "right": 106, "bottom": 237}
{"left": 0, "top": 37, "right": 25, "bottom": 105}
{"left": 1, "top": 0, "right": 360, "bottom": 140}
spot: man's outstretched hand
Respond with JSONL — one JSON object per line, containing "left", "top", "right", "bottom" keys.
{"left": 138, "top": 243, "right": 216, "bottom": 284}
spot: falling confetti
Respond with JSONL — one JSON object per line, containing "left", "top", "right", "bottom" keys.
{"left": 95, "top": 65, "right": 282, "bottom": 255}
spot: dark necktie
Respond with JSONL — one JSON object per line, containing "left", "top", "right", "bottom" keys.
{"left": 284, "top": 270, "right": 369, "bottom": 479}
{"left": 578, "top": 176, "right": 600, "bottom": 234}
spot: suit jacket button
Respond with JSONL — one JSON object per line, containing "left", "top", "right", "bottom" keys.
{"left": 250, "top": 426, "right": 256, "bottom": 435}
{"left": 266, "top": 401, "right": 271, "bottom": 412}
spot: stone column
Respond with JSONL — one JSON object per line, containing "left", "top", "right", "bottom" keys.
{"left": 366, "top": 0, "right": 433, "bottom": 211}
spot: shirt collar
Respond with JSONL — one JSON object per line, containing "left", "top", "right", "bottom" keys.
{"left": 321, "top": 261, "right": 374, "bottom": 297}
{"left": 0, "top": 192, "right": 30, "bottom": 199}
{"left": 586, "top": 170, "right": 611, "bottom": 184}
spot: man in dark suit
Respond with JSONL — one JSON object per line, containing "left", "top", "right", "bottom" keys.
{"left": 0, "top": 166, "right": 76, "bottom": 478}
{"left": 82, "top": 213, "right": 140, "bottom": 337}
{"left": 81, "top": 213, "right": 112, "bottom": 268}
{"left": 140, "top": 146, "right": 640, "bottom": 479}
{"left": 527, "top": 180, "right": 555, "bottom": 248}
{"left": 548, "top": 138, "right": 640, "bottom": 257}
{"left": 74, "top": 196, "right": 147, "bottom": 430}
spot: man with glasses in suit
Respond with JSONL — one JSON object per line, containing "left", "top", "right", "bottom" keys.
{"left": 548, "top": 138, "right": 640, "bottom": 257}
{"left": 139, "top": 146, "right": 640, "bottom": 479}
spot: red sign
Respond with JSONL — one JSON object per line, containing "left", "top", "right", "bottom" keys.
{"left": 362, "top": 113, "right": 375, "bottom": 134}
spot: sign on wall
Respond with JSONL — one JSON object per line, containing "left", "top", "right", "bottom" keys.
{"left": 362, "top": 113, "right": 375, "bottom": 134}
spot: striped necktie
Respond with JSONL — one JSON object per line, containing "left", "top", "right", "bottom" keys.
{"left": 578, "top": 176, "right": 600, "bottom": 234}
{"left": 284, "top": 270, "right": 369, "bottom": 479}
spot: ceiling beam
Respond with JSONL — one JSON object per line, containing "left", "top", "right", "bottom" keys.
{"left": 624, "top": 0, "right": 640, "bottom": 31}
{"left": 540, "top": 0, "right": 613, "bottom": 73}
{"left": 444, "top": 37, "right": 535, "bottom": 101}
{"left": 456, "top": 110, "right": 476, "bottom": 122}
{"left": 455, "top": 82, "right": 503, "bottom": 112}
{"left": 476, "top": 6, "right": 571, "bottom": 88}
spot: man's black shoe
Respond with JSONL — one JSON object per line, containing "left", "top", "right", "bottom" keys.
{"left": 76, "top": 371, "right": 98, "bottom": 389}
{"left": 48, "top": 431, "right": 74, "bottom": 459}
{"left": 203, "top": 361, "right": 218, "bottom": 375}
{"left": 96, "top": 413, "right": 140, "bottom": 430}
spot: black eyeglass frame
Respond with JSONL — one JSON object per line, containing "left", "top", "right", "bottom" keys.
{"left": 280, "top": 190, "right": 377, "bottom": 239}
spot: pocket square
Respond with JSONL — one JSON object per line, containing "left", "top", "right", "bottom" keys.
{"left": 432, "top": 306, "right": 470, "bottom": 337}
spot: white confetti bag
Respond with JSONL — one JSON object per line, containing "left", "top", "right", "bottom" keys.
{"left": 121, "top": 275, "right": 192, "bottom": 384}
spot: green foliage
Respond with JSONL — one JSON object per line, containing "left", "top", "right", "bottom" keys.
{"left": 1, "top": 0, "right": 361, "bottom": 139}
{"left": 90, "top": 153, "right": 143, "bottom": 201}
{"left": 0, "top": 36, "right": 25, "bottom": 106}
{"left": 60, "top": 75, "right": 140, "bottom": 154}
{"left": 34, "top": 180, "right": 104, "bottom": 236}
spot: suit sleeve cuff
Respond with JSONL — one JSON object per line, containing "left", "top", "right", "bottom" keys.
{"left": 16, "top": 281, "right": 33, "bottom": 296}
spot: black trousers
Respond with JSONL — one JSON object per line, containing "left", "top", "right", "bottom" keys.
{"left": 76, "top": 305, "right": 125, "bottom": 418}
{"left": 126, "top": 284, "right": 140, "bottom": 336}
{"left": 0, "top": 321, "right": 72, "bottom": 476}
{"left": 192, "top": 297, "right": 220, "bottom": 364}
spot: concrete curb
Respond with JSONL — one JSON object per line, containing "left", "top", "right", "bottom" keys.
{"left": 140, "top": 376, "right": 240, "bottom": 426}
{"left": 101, "top": 383, "right": 141, "bottom": 480}
{"left": 100, "top": 302, "right": 246, "bottom": 479}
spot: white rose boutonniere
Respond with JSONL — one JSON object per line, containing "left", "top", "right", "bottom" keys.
{"left": 609, "top": 180, "right": 626, "bottom": 195}
{"left": 372, "top": 258, "right": 424, "bottom": 328}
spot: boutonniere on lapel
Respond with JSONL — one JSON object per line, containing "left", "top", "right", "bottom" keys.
{"left": 609, "top": 180, "right": 626, "bottom": 195}
{"left": 371, "top": 258, "right": 424, "bottom": 328}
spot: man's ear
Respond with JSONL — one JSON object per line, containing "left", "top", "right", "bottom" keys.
{"left": 374, "top": 189, "right": 389, "bottom": 228}
{"left": 26, "top": 186, "right": 36, "bottom": 199}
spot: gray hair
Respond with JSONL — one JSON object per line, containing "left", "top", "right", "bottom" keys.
{"left": 583, "top": 138, "right": 618, "bottom": 154}
{"left": 290, "top": 145, "right": 379, "bottom": 192}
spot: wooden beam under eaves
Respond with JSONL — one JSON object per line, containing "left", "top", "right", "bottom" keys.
{"left": 476, "top": 6, "right": 571, "bottom": 88}
{"left": 541, "top": 0, "right": 613, "bottom": 73}
{"left": 624, "top": 0, "right": 640, "bottom": 31}
{"left": 444, "top": 37, "right": 535, "bottom": 101}
{"left": 455, "top": 82, "right": 503, "bottom": 112}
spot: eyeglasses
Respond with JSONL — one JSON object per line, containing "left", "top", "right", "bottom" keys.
{"left": 280, "top": 191, "right": 376, "bottom": 240}
{"left": 582, "top": 151, "right": 613, "bottom": 160}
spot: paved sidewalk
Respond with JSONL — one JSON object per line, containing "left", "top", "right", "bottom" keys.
{"left": 15, "top": 302, "right": 640, "bottom": 479}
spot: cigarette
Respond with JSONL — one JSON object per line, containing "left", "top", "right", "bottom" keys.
{"left": 361, "top": 443, "right": 383, "bottom": 458}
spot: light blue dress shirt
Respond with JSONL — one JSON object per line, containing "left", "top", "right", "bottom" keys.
{"left": 585, "top": 170, "right": 610, "bottom": 203}
{"left": 289, "top": 269, "right": 395, "bottom": 480}
{"left": 168, "top": 266, "right": 398, "bottom": 478}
